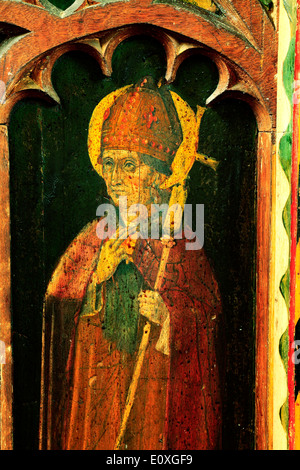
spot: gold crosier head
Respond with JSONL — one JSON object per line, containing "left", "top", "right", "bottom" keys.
{"left": 88, "top": 81, "right": 218, "bottom": 211}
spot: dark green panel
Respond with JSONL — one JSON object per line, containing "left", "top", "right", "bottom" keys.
{"left": 196, "top": 100, "right": 257, "bottom": 450}
{"left": 43, "top": 0, "right": 75, "bottom": 10}
{"left": 111, "top": 35, "right": 167, "bottom": 86}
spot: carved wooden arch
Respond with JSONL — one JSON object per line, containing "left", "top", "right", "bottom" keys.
{"left": 0, "top": 0, "right": 278, "bottom": 450}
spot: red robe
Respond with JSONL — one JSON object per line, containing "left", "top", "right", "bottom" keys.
{"left": 39, "top": 220, "right": 223, "bottom": 450}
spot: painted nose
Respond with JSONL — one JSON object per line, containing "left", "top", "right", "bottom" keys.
{"left": 111, "top": 163, "right": 122, "bottom": 185}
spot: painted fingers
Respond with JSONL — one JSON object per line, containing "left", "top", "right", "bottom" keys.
{"left": 95, "top": 227, "right": 135, "bottom": 283}
{"left": 138, "top": 290, "right": 169, "bottom": 326}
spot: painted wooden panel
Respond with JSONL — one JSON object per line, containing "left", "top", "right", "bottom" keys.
{"left": 0, "top": 0, "right": 298, "bottom": 451}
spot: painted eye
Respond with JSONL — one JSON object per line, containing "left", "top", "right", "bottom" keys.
{"left": 103, "top": 160, "right": 114, "bottom": 171}
{"left": 124, "top": 161, "right": 136, "bottom": 171}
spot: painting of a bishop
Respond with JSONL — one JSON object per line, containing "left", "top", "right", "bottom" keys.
{"left": 39, "top": 77, "right": 223, "bottom": 450}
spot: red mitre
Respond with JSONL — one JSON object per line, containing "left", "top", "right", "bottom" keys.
{"left": 101, "top": 77, "right": 183, "bottom": 172}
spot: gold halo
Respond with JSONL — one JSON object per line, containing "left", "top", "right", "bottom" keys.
{"left": 88, "top": 85, "right": 131, "bottom": 178}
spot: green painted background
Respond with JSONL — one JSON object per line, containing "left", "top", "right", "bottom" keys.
{"left": 8, "top": 35, "right": 257, "bottom": 450}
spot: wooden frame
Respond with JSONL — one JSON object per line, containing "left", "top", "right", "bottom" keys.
{"left": 0, "top": 0, "right": 281, "bottom": 449}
